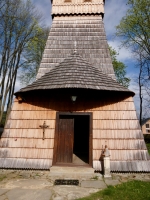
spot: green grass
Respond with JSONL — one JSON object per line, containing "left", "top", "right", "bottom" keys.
{"left": 146, "top": 143, "right": 150, "bottom": 154}
{"left": 77, "top": 181, "right": 150, "bottom": 200}
{"left": 0, "top": 175, "right": 6, "bottom": 182}
{"left": 90, "top": 176, "right": 99, "bottom": 180}
{"left": 0, "top": 111, "right": 6, "bottom": 127}
{"left": 144, "top": 135, "right": 150, "bottom": 154}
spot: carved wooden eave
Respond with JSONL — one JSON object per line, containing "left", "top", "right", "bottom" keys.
{"left": 52, "top": 3, "right": 104, "bottom": 16}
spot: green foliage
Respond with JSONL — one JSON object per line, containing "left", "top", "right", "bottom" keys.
{"left": 144, "top": 135, "right": 150, "bottom": 154}
{"left": 19, "top": 27, "right": 49, "bottom": 85}
{"left": 90, "top": 176, "right": 98, "bottom": 180}
{"left": 146, "top": 143, "right": 150, "bottom": 154}
{"left": 109, "top": 46, "right": 130, "bottom": 88}
{"left": 77, "top": 181, "right": 150, "bottom": 200}
{"left": 116, "top": 0, "right": 150, "bottom": 59}
{"left": 0, "top": 175, "right": 6, "bottom": 182}
{"left": 0, "top": 112, "right": 6, "bottom": 127}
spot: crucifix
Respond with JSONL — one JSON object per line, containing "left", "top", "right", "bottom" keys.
{"left": 39, "top": 121, "right": 49, "bottom": 140}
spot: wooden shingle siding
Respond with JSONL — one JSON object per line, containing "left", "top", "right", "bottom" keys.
{"left": 2, "top": 129, "right": 54, "bottom": 139}
{"left": 0, "top": 158, "right": 52, "bottom": 169}
{"left": 5, "top": 120, "right": 55, "bottom": 129}
{"left": 110, "top": 161, "right": 150, "bottom": 172}
{"left": 0, "top": 148, "right": 53, "bottom": 159}
{"left": 93, "top": 120, "right": 140, "bottom": 129}
{"left": 93, "top": 139, "right": 147, "bottom": 150}
{"left": 93, "top": 130, "right": 144, "bottom": 139}
{"left": 93, "top": 111, "right": 137, "bottom": 120}
{"left": 0, "top": 97, "right": 56, "bottom": 169}
{"left": 0, "top": 138, "right": 54, "bottom": 148}
{"left": 0, "top": 94, "right": 149, "bottom": 171}
{"left": 10, "top": 111, "right": 56, "bottom": 120}
{"left": 36, "top": 15, "right": 115, "bottom": 80}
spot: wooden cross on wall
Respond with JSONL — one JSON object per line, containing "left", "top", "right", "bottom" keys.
{"left": 39, "top": 121, "right": 49, "bottom": 140}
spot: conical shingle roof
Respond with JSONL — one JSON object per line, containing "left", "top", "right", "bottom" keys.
{"left": 37, "top": 16, "right": 115, "bottom": 80}
{"left": 15, "top": 53, "right": 134, "bottom": 95}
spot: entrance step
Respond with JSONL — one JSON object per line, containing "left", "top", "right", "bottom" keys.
{"left": 50, "top": 166, "right": 95, "bottom": 174}
{"left": 49, "top": 166, "right": 102, "bottom": 180}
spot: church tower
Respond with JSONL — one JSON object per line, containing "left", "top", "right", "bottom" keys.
{"left": 0, "top": 0, "right": 149, "bottom": 172}
{"left": 37, "top": 0, "right": 115, "bottom": 79}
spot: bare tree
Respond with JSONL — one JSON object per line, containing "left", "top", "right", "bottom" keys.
{"left": 116, "top": 0, "right": 150, "bottom": 124}
{"left": 133, "top": 49, "right": 150, "bottom": 125}
{"left": 0, "top": 0, "right": 44, "bottom": 124}
{"left": 116, "top": 0, "right": 150, "bottom": 62}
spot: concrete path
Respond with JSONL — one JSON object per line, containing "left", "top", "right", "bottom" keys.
{"left": 0, "top": 170, "right": 150, "bottom": 200}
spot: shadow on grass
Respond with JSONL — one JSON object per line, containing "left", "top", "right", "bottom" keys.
{"left": 144, "top": 135, "right": 150, "bottom": 154}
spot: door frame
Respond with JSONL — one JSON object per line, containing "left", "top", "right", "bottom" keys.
{"left": 53, "top": 112, "right": 93, "bottom": 166}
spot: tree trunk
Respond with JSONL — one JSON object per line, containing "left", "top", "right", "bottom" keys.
{"left": 139, "top": 57, "right": 143, "bottom": 127}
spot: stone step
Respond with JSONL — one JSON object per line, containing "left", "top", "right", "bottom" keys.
{"left": 50, "top": 166, "right": 94, "bottom": 174}
{"left": 49, "top": 166, "right": 102, "bottom": 180}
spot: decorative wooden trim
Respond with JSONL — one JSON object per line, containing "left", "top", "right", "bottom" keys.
{"left": 89, "top": 112, "right": 93, "bottom": 166}
{"left": 51, "top": 3, "right": 104, "bottom": 15}
{"left": 53, "top": 112, "right": 59, "bottom": 165}
{"left": 53, "top": 112, "right": 93, "bottom": 167}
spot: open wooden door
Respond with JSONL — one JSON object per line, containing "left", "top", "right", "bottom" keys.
{"left": 53, "top": 112, "right": 92, "bottom": 166}
{"left": 56, "top": 117, "right": 74, "bottom": 163}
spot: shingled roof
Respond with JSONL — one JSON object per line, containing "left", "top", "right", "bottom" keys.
{"left": 15, "top": 52, "right": 134, "bottom": 95}
{"left": 36, "top": 15, "right": 115, "bottom": 80}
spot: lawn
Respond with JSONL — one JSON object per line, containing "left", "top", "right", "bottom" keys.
{"left": 77, "top": 181, "right": 150, "bottom": 200}
{"left": 146, "top": 142, "right": 150, "bottom": 154}
{"left": 144, "top": 134, "right": 150, "bottom": 154}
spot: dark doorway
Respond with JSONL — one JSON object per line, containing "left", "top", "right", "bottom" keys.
{"left": 73, "top": 115, "right": 89, "bottom": 165}
{"left": 54, "top": 113, "right": 92, "bottom": 166}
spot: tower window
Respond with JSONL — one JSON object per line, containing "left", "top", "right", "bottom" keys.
{"left": 146, "top": 124, "right": 149, "bottom": 128}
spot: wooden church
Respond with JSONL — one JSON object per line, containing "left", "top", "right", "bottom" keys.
{"left": 0, "top": 0, "right": 150, "bottom": 172}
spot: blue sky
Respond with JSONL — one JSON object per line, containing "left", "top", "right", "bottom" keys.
{"left": 28, "top": 0, "right": 141, "bottom": 115}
